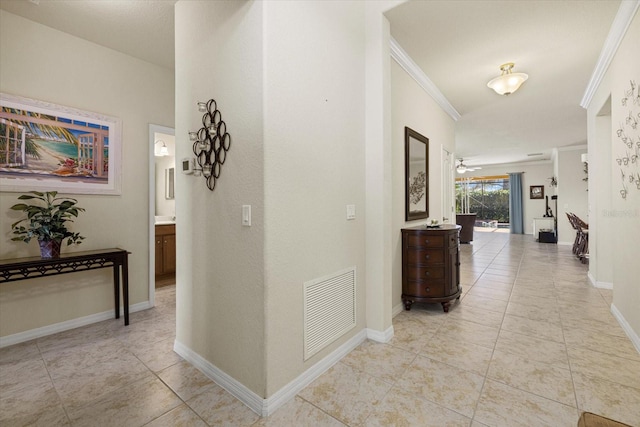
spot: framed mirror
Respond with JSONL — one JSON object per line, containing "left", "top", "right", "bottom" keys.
{"left": 405, "top": 127, "right": 429, "bottom": 221}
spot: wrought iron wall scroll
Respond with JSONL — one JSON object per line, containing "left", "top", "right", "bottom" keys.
{"left": 188, "top": 99, "right": 231, "bottom": 191}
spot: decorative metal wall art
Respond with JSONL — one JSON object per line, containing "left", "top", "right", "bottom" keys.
{"left": 616, "top": 79, "right": 640, "bottom": 200}
{"left": 188, "top": 99, "right": 231, "bottom": 191}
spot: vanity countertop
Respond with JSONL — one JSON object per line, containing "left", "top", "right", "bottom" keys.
{"left": 155, "top": 216, "right": 175, "bottom": 225}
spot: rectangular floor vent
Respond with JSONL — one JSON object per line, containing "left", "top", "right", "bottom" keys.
{"left": 303, "top": 267, "right": 356, "bottom": 361}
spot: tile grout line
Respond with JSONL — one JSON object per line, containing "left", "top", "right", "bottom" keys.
{"left": 34, "top": 338, "right": 74, "bottom": 426}
{"left": 468, "top": 234, "right": 523, "bottom": 424}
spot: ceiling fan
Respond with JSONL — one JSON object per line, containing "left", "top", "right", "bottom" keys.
{"left": 456, "top": 158, "right": 481, "bottom": 174}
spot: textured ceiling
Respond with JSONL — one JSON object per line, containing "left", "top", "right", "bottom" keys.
{"left": 0, "top": 0, "right": 177, "bottom": 69}
{"left": 386, "top": 0, "right": 621, "bottom": 167}
{"left": 0, "top": 0, "right": 624, "bottom": 168}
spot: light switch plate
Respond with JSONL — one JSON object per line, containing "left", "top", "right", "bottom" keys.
{"left": 242, "top": 205, "right": 251, "bottom": 226}
{"left": 346, "top": 204, "right": 356, "bottom": 220}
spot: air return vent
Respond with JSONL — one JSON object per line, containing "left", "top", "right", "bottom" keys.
{"left": 303, "top": 267, "right": 356, "bottom": 360}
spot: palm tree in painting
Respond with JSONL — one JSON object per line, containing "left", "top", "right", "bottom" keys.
{"left": 0, "top": 107, "right": 79, "bottom": 164}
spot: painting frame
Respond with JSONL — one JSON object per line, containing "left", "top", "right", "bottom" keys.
{"left": 530, "top": 185, "right": 544, "bottom": 200}
{"left": 405, "top": 126, "right": 429, "bottom": 221}
{"left": 0, "top": 93, "right": 122, "bottom": 195}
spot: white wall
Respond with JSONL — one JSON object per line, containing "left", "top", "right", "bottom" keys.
{"left": 175, "top": 0, "right": 401, "bottom": 400}
{"left": 263, "top": 1, "right": 368, "bottom": 395}
{"left": 175, "top": 1, "right": 266, "bottom": 395}
{"left": 391, "top": 60, "right": 456, "bottom": 311}
{"left": 0, "top": 10, "right": 174, "bottom": 339}
{"left": 608, "top": 12, "right": 640, "bottom": 343}
{"left": 556, "top": 147, "right": 589, "bottom": 244}
{"left": 461, "top": 162, "right": 555, "bottom": 236}
{"left": 587, "top": 11, "right": 640, "bottom": 344}
{"left": 364, "top": 0, "right": 402, "bottom": 340}
{"left": 588, "top": 100, "right": 613, "bottom": 286}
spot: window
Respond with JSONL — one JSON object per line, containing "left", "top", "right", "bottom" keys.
{"left": 456, "top": 176, "right": 510, "bottom": 227}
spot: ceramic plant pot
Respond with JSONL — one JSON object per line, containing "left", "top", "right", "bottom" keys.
{"left": 39, "top": 240, "right": 62, "bottom": 259}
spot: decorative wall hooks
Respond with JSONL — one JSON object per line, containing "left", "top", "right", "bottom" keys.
{"left": 616, "top": 80, "right": 640, "bottom": 200}
{"left": 188, "top": 99, "right": 231, "bottom": 191}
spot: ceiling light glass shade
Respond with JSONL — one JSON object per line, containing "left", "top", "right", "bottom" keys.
{"left": 487, "top": 63, "right": 528, "bottom": 95}
{"left": 155, "top": 140, "right": 169, "bottom": 157}
{"left": 456, "top": 165, "right": 467, "bottom": 174}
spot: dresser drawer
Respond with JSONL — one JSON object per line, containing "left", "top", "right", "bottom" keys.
{"left": 405, "top": 248, "right": 444, "bottom": 265}
{"left": 403, "top": 282, "right": 445, "bottom": 298}
{"left": 405, "top": 266, "right": 445, "bottom": 281}
{"left": 405, "top": 234, "right": 444, "bottom": 248}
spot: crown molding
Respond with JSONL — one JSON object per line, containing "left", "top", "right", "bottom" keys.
{"left": 580, "top": 0, "right": 640, "bottom": 108}
{"left": 390, "top": 37, "right": 461, "bottom": 121}
{"left": 557, "top": 144, "right": 588, "bottom": 152}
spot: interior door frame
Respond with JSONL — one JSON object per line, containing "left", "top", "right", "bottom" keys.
{"left": 442, "top": 147, "right": 455, "bottom": 223}
{"left": 148, "top": 124, "right": 175, "bottom": 307}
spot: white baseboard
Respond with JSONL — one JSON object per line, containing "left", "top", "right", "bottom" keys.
{"left": 557, "top": 241, "right": 573, "bottom": 246}
{"left": 611, "top": 303, "right": 640, "bottom": 355}
{"left": 392, "top": 302, "right": 404, "bottom": 317}
{"left": 174, "top": 329, "right": 368, "bottom": 417}
{"left": 595, "top": 281, "right": 613, "bottom": 289}
{"left": 0, "top": 300, "right": 152, "bottom": 348}
{"left": 366, "top": 325, "right": 394, "bottom": 343}
{"left": 587, "top": 271, "right": 613, "bottom": 289}
{"left": 173, "top": 340, "right": 265, "bottom": 414}
{"left": 587, "top": 271, "right": 596, "bottom": 287}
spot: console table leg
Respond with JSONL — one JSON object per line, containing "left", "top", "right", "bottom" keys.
{"left": 441, "top": 301, "right": 451, "bottom": 312}
{"left": 113, "top": 264, "right": 120, "bottom": 320}
{"left": 122, "top": 254, "right": 129, "bottom": 326}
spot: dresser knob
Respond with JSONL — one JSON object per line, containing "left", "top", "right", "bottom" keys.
{"left": 425, "top": 271, "right": 430, "bottom": 276}
{"left": 424, "top": 240, "right": 430, "bottom": 244}
{"left": 425, "top": 254, "right": 430, "bottom": 260}
{"left": 425, "top": 287, "right": 430, "bottom": 292}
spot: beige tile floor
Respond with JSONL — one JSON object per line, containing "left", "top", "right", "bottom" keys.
{"left": 1, "top": 232, "right": 639, "bottom": 426}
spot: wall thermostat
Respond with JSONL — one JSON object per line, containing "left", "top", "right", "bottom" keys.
{"left": 181, "top": 158, "right": 194, "bottom": 174}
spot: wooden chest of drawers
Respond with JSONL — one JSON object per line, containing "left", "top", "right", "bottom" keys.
{"left": 401, "top": 224, "right": 461, "bottom": 312}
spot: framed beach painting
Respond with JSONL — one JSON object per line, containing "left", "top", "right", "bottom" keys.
{"left": 0, "top": 93, "right": 122, "bottom": 195}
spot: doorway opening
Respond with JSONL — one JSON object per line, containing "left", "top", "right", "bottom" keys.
{"left": 148, "top": 124, "right": 175, "bottom": 307}
{"left": 456, "top": 175, "right": 510, "bottom": 230}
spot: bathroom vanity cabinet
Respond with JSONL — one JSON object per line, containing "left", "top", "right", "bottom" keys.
{"left": 155, "top": 224, "right": 176, "bottom": 279}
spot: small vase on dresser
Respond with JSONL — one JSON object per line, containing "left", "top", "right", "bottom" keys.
{"left": 401, "top": 224, "right": 461, "bottom": 312}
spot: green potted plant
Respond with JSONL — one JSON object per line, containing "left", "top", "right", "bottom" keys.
{"left": 10, "top": 191, "right": 85, "bottom": 258}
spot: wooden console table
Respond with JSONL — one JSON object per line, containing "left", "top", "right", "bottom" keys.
{"left": 0, "top": 248, "right": 130, "bottom": 326}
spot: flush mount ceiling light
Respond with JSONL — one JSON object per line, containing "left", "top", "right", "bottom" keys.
{"left": 487, "top": 62, "right": 528, "bottom": 95}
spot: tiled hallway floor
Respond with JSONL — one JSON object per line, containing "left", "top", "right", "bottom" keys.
{"left": 1, "top": 232, "right": 639, "bottom": 426}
